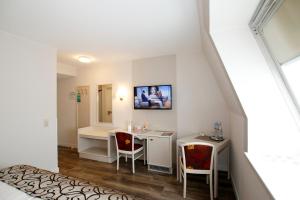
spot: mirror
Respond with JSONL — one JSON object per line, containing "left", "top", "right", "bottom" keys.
{"left": 97, "top": 84, "right": 112, "bottom": 123}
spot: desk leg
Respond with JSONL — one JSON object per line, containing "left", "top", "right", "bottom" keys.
{"left": 144, "top": 139, "right": 146, "bottom": 165}
{"left": 214, "top": 152, "right": 218, "bottom": 198}
{"left": 227, "top": 145, "right": 230, "bottom": 179}
{"left": 176, "top": 144, "right": 179, "bottom": 181}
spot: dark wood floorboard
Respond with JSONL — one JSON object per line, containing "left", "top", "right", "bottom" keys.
{"left": 58, "top": 147, "right": 236, "bottom": 200}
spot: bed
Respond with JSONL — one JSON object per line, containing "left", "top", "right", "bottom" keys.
{"left": 0, "top": 165, "right": 141, "bottom": 200}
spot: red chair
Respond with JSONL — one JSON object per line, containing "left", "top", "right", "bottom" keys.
{"left": 115, "top": 132, "right": 146, "bottom": 173}
{"left": 180, "top": 142, "right": 215, "bottom": 199}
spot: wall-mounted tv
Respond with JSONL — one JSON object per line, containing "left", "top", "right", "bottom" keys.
{"left": 134, "top": 85, "right": 172, "bottom": 110}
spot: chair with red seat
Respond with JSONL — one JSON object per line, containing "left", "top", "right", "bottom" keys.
{"left": 180, "top": 142, "right": 215, "bottom": 199}
{"left": 115, "top": 132, "right": 146, "bottom": 173}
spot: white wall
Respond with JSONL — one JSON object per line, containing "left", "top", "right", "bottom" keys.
{"left": 176, "top": 50, "right": 230, "bottom": 170}
{"left": 76, "top": 62, "right": 133, "bottom": 129}
{"left": 198, "top": 0, "right": 299, "bottom": 199}
{"left": 202, "top": 28, "right": 275, "bottom": 200}
{"left": 210, "top": 27, "right": 299, "bottom": 199}
{"left": 57, "top": 62, "right": 133, "bottom": 148}
{"left": 57, "top": 62, "right": 77, "bottom": 77}
{"left": 58, "top": 54, "right": 230, "bottom": 171}
{"left": 229, "top": 112, "right": 273, "bottom": 200}
{"left": 131, "top": 53, "right": 229, "bottom": 136}
{"left": 132, "top": 55, "right": 177, "bottom": 131}
{"left": 212, "top": 28, "right": 300, "bottom": 154}
{"left": 0, "top": 31, "right": 58, "bottom": 171}
{"left": 176, "top": 51, "right": 229, "bottom": 137}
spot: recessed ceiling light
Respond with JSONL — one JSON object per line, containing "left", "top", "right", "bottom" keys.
{"left": 78, "top": 56, "right": 92, "bottom": 63}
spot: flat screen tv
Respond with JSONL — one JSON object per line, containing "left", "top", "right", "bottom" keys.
{"left": 134, "top": 85, "right": 172, "bottom": 110}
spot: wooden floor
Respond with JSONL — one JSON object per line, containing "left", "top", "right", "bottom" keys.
{"left": 58, "top": 147, "right": 236, "bottom": 200}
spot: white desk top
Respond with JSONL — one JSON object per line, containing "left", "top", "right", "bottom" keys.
{"left": 110, "top": 129, "right": 174, "bottom": 139}
{"left": 78, "top": 127, "right": 175, "bottom": 141}
{"left": 177, "top": 134, "right": 230, "bottom": 152}
{"left": 78, "top": 129, "right": 113, "bottom": 140}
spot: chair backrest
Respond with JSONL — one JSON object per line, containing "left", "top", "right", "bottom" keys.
{"left": 181, "top": 142, "right": 215, "bottom": 171}
{"left": 115, "top": 132, "right": 134, "bottom": 151}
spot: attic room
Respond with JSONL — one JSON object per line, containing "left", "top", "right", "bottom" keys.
{"left": 0, "top": 0, "right": 299, "bottom": 200}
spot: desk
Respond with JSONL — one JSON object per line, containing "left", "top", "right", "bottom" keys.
{"left": 78, "top": 126, "right": 116, "bottom": 163}
{"left": 111, "top": 129, "right": 174, "bottom": 174}
{"left": 78, "top": 127, "right": 174, "bottom": 174}
{"left": 176, "top": 134, "right": 230, "bottom": 198}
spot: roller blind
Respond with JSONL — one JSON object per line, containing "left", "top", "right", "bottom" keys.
{"left": 263, "top": 0, "right": 300, "bottom": 64}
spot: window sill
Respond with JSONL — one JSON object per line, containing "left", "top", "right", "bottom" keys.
{"left": 245, "top": 152, "right": 300, "bottom": 199}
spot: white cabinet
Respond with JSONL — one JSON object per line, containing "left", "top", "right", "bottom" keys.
{"left": 147, "top": 134, "right": 173, "bottom": 174}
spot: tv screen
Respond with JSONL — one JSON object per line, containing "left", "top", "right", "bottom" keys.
{"left": 134, "top": 85, "right": 172, "bottom": 110}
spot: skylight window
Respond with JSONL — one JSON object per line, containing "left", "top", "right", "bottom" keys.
{"left": 250, "top": 0, "right": 300, "bottom": 121}
{"left": 281, "top": 57, "right": 300, "bottom": 111}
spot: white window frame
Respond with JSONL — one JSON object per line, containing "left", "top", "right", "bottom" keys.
{"left": 249, "top": 0, "right": 300, "bottom": 128}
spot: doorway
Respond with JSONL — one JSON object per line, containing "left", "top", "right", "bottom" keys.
{"left": 77, "top": 86, "right": 90, "bottom": 128}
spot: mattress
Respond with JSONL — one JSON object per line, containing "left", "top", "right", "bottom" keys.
{"left": 0, "top": 165, "right": 140, "bottom": 200}
{"left": 0, "top": 181, "right": 39, "bottom": 200}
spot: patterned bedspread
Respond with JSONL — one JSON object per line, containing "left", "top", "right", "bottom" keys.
{"left": 0, "top": 165, "right": 141, "bottom": 200}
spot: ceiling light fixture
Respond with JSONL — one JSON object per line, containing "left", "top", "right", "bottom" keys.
{"left": 78, "top": 56, "right": 92, "bottom": 63}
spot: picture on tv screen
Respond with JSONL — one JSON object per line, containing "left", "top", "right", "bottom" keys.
{"left": 134, "top": 85, "right": 172, "bottom": 110}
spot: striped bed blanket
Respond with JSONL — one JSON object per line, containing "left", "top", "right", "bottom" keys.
{"left": 0, "top": 165, "right": 140, "bottom": 200}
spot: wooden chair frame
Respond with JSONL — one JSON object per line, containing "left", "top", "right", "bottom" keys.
{"left": 180, "top": 142, "right": 215, "bottom": 199}
{"left": 115, "top": 132, "right": 146, "bottom": 174}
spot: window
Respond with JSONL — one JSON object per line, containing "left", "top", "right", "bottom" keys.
{"left": 250, "top": 0, "right": 300, "bottom": 120}
{"left": 281, "top": 57, "right": 300, "bottom": 110}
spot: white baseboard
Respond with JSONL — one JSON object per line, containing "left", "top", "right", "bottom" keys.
{"left": 231, "top": 175, "right": 240, "bottom": 200}
{"left": 58, "top": 142, "right": 77, "bottom": 149}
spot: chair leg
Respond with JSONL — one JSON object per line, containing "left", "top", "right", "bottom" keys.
{"left": 143, "top": 147, "right": 146, "bottom": 165}
{"left": 206, "top": 175, "right": 209, "bottom": 184}
{"left": 179, "top": 167, "right": 182, "bottom": 183}
{"left": 210, "top": 173, "right": 213, "bottom": 200}
{"left": 117, "top": 152, "right": 119, "bottom": 171}
{"left": 132, "top": 154, "right": 135, "bottom": 174}
{"left": 183, "top": 172, "right": 187, "bottom": 198}
{"left": 125, "top": 154, "right": 128, "bottom": 163}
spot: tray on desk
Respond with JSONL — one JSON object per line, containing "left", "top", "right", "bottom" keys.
{"left": 194, "top": 135, "right": 224, "bottom": 143}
